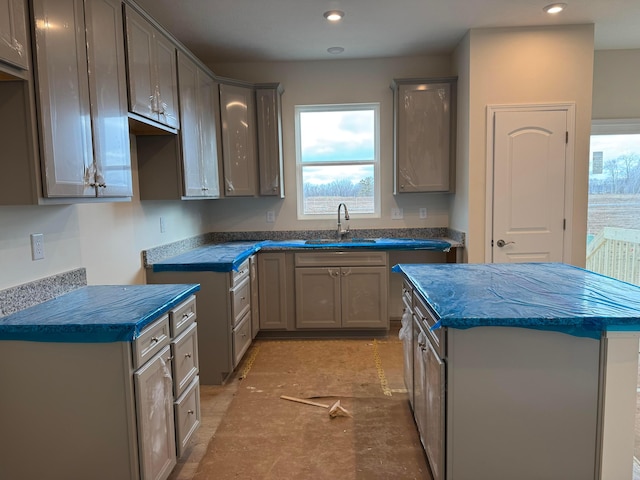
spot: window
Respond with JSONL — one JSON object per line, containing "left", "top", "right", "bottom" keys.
{"left": 295, "top": 103, "right": 380, "bottom": 218}
{"left": 587, "top": 119, "right": 640, "bottom": 285}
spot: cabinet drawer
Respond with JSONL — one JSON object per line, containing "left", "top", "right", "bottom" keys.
{"left": 295, "top": 251, "right": 387, "bottom": 267}
{"left": 232, "top": 311, "right": 252, "bottom": 367}
{"left": 133, "top": 315, "right": 171, "bottom": 369}
{"left": 171, "top": 323, "right": 199, "bottom": 398}
{"left": 230, "top": 276, "right": 251, "bottom": 327}
{"left": 174, "top": 376, "right": 201, "bottom": 457}
{"left": 231, "top": 258, "right": 250, "bottom": 287}
{"left": 170, "top": 296, "right": 197, "bottom": 337}
{"left": 413, "top": 294, "right": 445, "bottom": 358}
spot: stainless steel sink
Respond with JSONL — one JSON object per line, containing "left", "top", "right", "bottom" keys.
{"left": 304, "top": 238, "right": 377, "bottom": 245}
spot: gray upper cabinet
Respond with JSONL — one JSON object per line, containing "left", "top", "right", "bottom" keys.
{"left": 124, "top": 4, "right": 179, "bottom": 130}
{"left": 177, "top": 51, "right": 221, "bottom": 198}
{"left": 219, "top": 82, "right": 258, "bottom": 196}
{"left": 391, "top": 77, "right": 456, "bottom": 194}
{"left": 0, "top": 0, "right": 29, "bottom": 71}
{"left": 32, "top": 0, "right": 131, "bottom": 198}
{"left": 255, "top": 84, "right": 284, "bottom": 197}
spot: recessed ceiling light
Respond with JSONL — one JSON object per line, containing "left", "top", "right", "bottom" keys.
{"left": 327, "top": 46, "right": 345, "bottom": 54}
{"left": 323, "top": 10, "right": 344, "bottom": 22}
{"left": 543, "top": 3, "right": 567, "bottom": 14}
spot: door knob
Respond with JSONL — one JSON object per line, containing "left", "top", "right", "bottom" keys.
{"left": 496, "top": 239, "right": 515, "bottom": 248}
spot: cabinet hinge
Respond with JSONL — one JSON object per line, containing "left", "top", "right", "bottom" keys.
{"left": 566, "top": 131, "right": 569, "bottom": 144}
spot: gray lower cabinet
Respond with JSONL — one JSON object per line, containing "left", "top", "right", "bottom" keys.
{"left": 0, "top": 0, "right": 28, "bottom": 70}
{"left": 294, "top": 251, "right": 389, "bottom": 329}
{"left": 219, "top": 81, "right": 258, "bottom": 196}
{"left": 147, "top": 258, "right": 254, "bottom": 385}
{"left": 258, "top": 252, "right": 293, "bottom": 330}
{"left": 391, "top": 77, "right": 456, "bottom": 194}
{"left": 0, "top": 295, "right": 200, "bottom": 480}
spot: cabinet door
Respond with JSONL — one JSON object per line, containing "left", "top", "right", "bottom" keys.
{"left": 134, "top": 345, "right": 177, "bottom": 480}
{"left": 124, "top": 6, "right": 157, "bottom": 122}
{"left": 256, "top": 86, "right": 284, "bottom": 197}
{"left": 258, "top": 252, "right": 288, "bottom": 330}
{"left": 341, "top": 266, "right": 388, "bottom": 328}
{"left": 395, "top": 80, "right": 454, "bottom": 193}
{"left": 295, "top": 267, "right": 341, "bottom": 329}
{"left": 177, "top": 52, "right": 220, "bottom": 197}
{"left": 424, "top": 338, "right": 445, "bottom": 480}
{"left": 219, "top": 83, "right": 257, "bottom": 196}
{"left": 32, "top": 0, "right": 94, "bottom": 197}
{"left": 154, "top": 31, "right": 179, "bottom": 129}
{"left": 0, "top": 0, "right": 28, "bottom": 70}
{"left": 85, "top": 0, "right": 132, "bottom": 197}
{"left": 413, "top": 319, "right": 427, "bottom": 443}
{"left": 250, "top": 255, "right": 260, "bottom": 338}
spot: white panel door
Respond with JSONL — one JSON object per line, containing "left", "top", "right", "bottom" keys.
{"left": 491, "top": 108, "right": 569, "bottom": 263}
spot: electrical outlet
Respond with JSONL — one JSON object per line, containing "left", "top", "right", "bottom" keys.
{"left": 30, "top": 233, "right": 44, "bottom": 260}
{"left": 159, "top": 217, "right": 166, "bottom": 233}
{"left": 266, "top": 211, "right": 276, "bottom": 223}
{"left": 391, "top": 208, "right": 404, "bottom": 220}
{"left": 419, "top": 208, "right": 428, "bottom": 219}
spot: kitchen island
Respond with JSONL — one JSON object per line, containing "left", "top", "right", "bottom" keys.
{"left": 394, "top": 262, "right": 640, "bottom": 480}
{"left": 0, "top": 283, "right": 201, "bottom": 480}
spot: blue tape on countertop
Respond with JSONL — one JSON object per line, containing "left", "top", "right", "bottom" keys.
{"left": 153, "top": 238, "right": 452, "bottom": 273}
{"left": 393, "top": 263, "right": 640, "bottom": 337}
{"left": 0, "top": 284, "right": 200, "bottom": 343}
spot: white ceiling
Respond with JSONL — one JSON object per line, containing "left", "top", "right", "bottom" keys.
{"left": 133, "top": 0, "right": 640, "bottom": 64}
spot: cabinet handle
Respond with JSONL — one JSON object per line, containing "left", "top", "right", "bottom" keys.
{"left": 184, "top": 353, "right": 192, "bottom": 358}
{"left": 182, "top": 313, "right": 190, "bottom": 319}
{"left": 166, "top": 355, "right": 174, "bottom": 362}
{"left": 151, "top": 336, "right": 159, "bottom": 343}
{"left": 328, "top": 269, "right": 340, "bottom": 278}
{"left": 341, "top": 269, "right": 351, "bottom": 277}
{"left": 187, "top": 410, "right": 194, "bottom": 415}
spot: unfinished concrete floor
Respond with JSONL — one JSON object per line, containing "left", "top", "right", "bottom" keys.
{"left": 168, "top": 329, "right": 431, "bottom": 480}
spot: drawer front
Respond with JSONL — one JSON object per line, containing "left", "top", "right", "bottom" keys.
{"left": 170, "top": 296, "right": 197, "bottom": 337}
{"left": 231, "top": 258, "right": 250, "bottom": 287}
{"left": 133, "top": 315, "right": 171, "bottom": 369}
{"left": 413, "top": 294, "right": 445, "bottom": 358}
{"left": 174, "top": 376, "right": 201, "bottom": 457}
{"left": 230, "top": 276, "right": 251, "bottom": 327}
{"left": 295, "top": 251, "right": 387, "bottom": 267}
{"left": 232, "top": 311, "right": 252, "bottom": 367}
{"left": 171, "top": 322, "right": 199, "bottom": 398}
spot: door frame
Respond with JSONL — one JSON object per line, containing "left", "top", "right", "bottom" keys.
{"left": 485, "top": 103, "right": 576, "bottom": 263}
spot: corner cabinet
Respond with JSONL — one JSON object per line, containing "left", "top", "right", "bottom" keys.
{"left": 294, "top": 251, "right": 389, "bottom": 329}
{"left": 32, "top": 0, "right": 132, "bottom": 198}
{"left": 255, "top": 83, "right": 285, "bottom": 197}
{"left": 391, "top": 77, "right": 456, "bottom": 194}
{"left": 124, "top": 4, "right": 179, "bottom": 130}
{"left": 0, "top": 0, "right": 29, "bottom": 71}
{"left": 219, "top": 81, "right": 258, "bottom": 196}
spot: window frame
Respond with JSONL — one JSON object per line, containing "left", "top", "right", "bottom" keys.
{"left": 294, "top": 103, "right": 381, "bottom": 220}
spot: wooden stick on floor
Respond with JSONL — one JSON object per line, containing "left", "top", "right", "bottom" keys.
{"left": 280, "top": 395, "right": 329, "bottom": 409}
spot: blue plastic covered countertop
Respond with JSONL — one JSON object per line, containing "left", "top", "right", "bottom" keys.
{"left": 393, "top": 263, "right": 640, "bottom": 338}
{"left": 0, "top": 284, "right": 200, "bottom": 343}
{"left": 152, "top": 238, "right": 452, "bottom": 273}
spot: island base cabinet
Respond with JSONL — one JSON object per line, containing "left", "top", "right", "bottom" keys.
{"left": 0, "top": 341, "right": 144, "bottom": 480}
{"left": 446, "top": 327, "right": 601, "bottom": 480}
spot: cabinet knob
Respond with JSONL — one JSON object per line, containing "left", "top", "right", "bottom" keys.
{"left": 182, "top": 313, "right": 190, "bottom": 319}
{"left": 151, "top": 336, "right": 159, "bottom": 343}
{"left": 185, "top": 353, "right": 192, "bottom": 358}
{"left": 187, "top": 410, "right": 194, "bottom": 415}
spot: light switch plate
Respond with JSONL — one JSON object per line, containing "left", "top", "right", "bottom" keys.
{"left": 266, "top": 211, "right": 276, "bottom": 223}
{"left": 391, "top": 208, "right": 403, "bottom": 220}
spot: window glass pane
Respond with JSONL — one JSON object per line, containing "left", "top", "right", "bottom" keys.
{"left": 302, "top": 164, "right": 374, "bottom": 214}
{"left": 587, "top": 132, "right": 640, "bottom": 285}
{"left": 300, "top": 110, "right": 375, "bottom": 163}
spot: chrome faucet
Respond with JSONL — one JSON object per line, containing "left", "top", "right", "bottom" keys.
{"left": 337, "top": 203, "right": 350, "bottom": 240}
